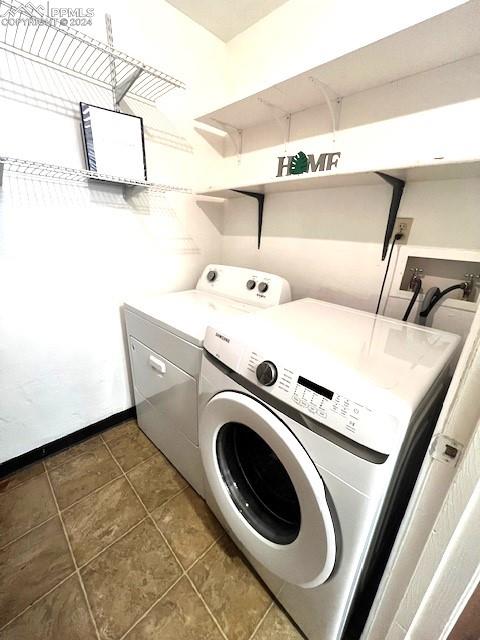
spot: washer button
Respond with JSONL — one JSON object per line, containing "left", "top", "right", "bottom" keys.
{"left": 246, "top": 280, "right": 256, "bottom": 290}
{"left": 258, "top": 282, "right": 269, "bottom": 293}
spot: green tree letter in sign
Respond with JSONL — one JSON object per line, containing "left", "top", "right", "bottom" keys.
{"left": 290, "top": 151, "right": 308, "bottom": 175}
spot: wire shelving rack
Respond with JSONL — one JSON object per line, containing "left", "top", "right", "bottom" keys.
{"left": 0, "top": 1, "right": 189, "bottom": 193}
{"left": 0, "top": 0, "right": 185, "bottom": 104}
{"left": 0, "top": 157, "right": 191, "bottom": 193}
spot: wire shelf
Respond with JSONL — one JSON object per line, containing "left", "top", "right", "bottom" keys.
{"left": 0, "top": 156, "right": 191, "bottom": 193}
{"left": 0, "top": 0, "right": 185, "bottom": 103}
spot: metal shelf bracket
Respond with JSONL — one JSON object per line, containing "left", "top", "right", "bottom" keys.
{"left": 231, "top": 189, "right": 265, "bottom": 249}
{"left": 105, "top": 13, "right": 143, "bottom": 110}
{"left": 376, "top": 171, "right": 406, "bottom": 260}
{"left": 114, "top": 69, "right": 143, "bottom": 106}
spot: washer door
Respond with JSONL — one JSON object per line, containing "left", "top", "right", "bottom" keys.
{"left": 200, "top": 391, "right": 336, "bottom": 588}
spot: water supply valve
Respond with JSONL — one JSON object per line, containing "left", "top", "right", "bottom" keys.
{"left": 463, "top": 273, "right": 480, "bottom": 301}
{"left": 409, "top": 267, "right": 424, "bottom": 290}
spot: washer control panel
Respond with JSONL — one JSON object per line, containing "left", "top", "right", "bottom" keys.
{"left": 292, "top": 376, "right": 372, "bottom": 439}
{"left": 245, "top": 351, "right": 395, "bottom": 454}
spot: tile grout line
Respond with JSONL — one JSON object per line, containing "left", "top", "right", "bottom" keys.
{"left": 0, "top": 570, "right": 77, "bottom": 633}
{"left": 0, "top": 467, "right": 45, "bottom": 496}
{"left": 116, "top": 532, "right": 224, "bottom": 640}
{"left": 43, "top": 436, "right": 104, "bottom": 472}
{"left": 101, "top": 437, "right": 190, "bottom": 638}
{"left": 0, "top": 512, "right": 58, "bottom": 552}
{"left": 29, "top": 510, "right": 211, "bottom": 637}
{"left": 121, "top": 449, "right": 159, "bottom": 472}
{"left": 44, "top": 441, "right": 124, "bottom": 515}
{"left": 99, "top": 434, "right": 188, "bottom": 516}
{"left": 147, "top": 510, "right": 229, "bottom": 640}
{"left": 184, "top": 573, "right": 229, "bottom": 640}
{"left": 148, "top": 483, "right": 189, "bottom": 512}
{"left": 49, "top": 441, "right": 163, "bottom": 517}
{"left": 248, "top": 601, "right": 274, "bottom": 640}
{"left": 41, "top": 417, "right": 139, "bottom": 474}
{"left": 43, "top": 462, "right": 102, "bottom": 640}
{"left": 100, "top": 434, "right": 160, "bottom": 475}
{"left": 1, "top": 427, "right": 160, "bottom": 557}
{"left": 184, "top": 531, "right": 225, "bottom": 572}
{"left": 59, "top": 473, "right": 124, "bottom": 514}
{"left": 102, "top": 435, "right": 229, "bottom": 640}
{"left": 3, "top": 425, "right": 269, "bottom": 640}
{"left": 117, "top": 573, "right": 185, "bottom": 640}
{"left": 0, "top": 427, "right": 161, "bottom": 633}
{"left": 77, "top": 515, "right": 149, "bottom": 571}
{"left": 105, "top": 429, "right": 275, "bottom": 640}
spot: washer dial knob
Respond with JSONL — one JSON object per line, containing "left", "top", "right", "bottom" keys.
{"left": 206, "top": 270, "right": 217, "bottom": 282}
{"left": 256, "top": 361, "right": 278, "bottom": 386}
{"left": 258, "top": 282, "right": 269, "bottom": 293}
{"left": 246, "top": 280, "right": 256, "bottom": 290}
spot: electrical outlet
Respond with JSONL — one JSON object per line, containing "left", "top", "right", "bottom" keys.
{"left": 394, "top": 218, "right": 413, "bottom": 244}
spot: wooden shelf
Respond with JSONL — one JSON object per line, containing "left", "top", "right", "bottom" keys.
{"left": 195, "top": 3, "right": 480, "bottom": 131}
{"left": 197, "top": 160, "right": 480, "bottom": 199}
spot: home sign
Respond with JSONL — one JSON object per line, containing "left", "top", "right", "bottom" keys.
{"left": 276, "top": 151, "right": 341, "bottom": 177}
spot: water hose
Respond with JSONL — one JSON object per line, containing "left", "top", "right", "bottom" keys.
{"left": 402, "top": 278, "right": 422, "bottom": 322}
{"left": 418, "top": 283, "right": 467, "bottom": 325}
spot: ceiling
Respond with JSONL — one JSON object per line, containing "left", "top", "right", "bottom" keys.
{"left": 165, "top": 0, "right": 289, "bottom": 41}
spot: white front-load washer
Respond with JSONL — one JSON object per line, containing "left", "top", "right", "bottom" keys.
{"left": 198, "top": 298, "right": 460, "bottom": 639}
{"left": 123, "top": 264, "right": 290, "bottom": 496}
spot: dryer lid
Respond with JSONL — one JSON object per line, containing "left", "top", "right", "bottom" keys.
{"left": 124, "top": 290, "right": 257, "bottom": 346}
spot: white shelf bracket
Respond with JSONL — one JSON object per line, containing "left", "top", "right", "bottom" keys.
{"left": 309, "top": 76, "right": 342, "bottom": 142}
{"left": 115, "top": 69, "right": 143, "bottom": 106}
{"left": 257, "top": 97, "right": 291, "bottom": 152}
{"left": 208, "top": 119, "right": 243, "bottom": 164}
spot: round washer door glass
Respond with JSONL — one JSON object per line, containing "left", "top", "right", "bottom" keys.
{"left": 200, "top": 391, "right": 336, "bottom": 588}
{"left": 216, "top": 421, "right": 301, "bottom": 545}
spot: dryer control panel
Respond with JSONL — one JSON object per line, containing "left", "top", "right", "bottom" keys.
{"left": 196, "top": 264, "right": 291, "bottom": 308}
{"left": 245, "top": 351, "right": 398, "bottom": 455}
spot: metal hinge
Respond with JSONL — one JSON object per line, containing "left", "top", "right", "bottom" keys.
{"left": 429, "top": 434, "right": 464, "bottom": 467}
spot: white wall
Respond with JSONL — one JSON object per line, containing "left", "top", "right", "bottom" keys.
{"left": 0, "top": 0, "right": 227, "bottom": 463}
{"left": 221, "top": 177, "right": 480, "bottom": 310}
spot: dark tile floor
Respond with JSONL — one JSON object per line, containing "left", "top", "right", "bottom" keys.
{"left": 0, "top": 420, "right": 302, "bottom": 640}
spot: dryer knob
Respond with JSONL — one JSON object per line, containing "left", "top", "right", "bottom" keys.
{"left": 256, "top": 361, "right": 278, "bottom": 386}
{"left": 246, "top": 279, "right": 256, "bottom": 290}
{"left": 206, "top": 270, "right": 217, "bottom": 282}
{"left": 258, "top": 282, "right": 269, "bottom": 293}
